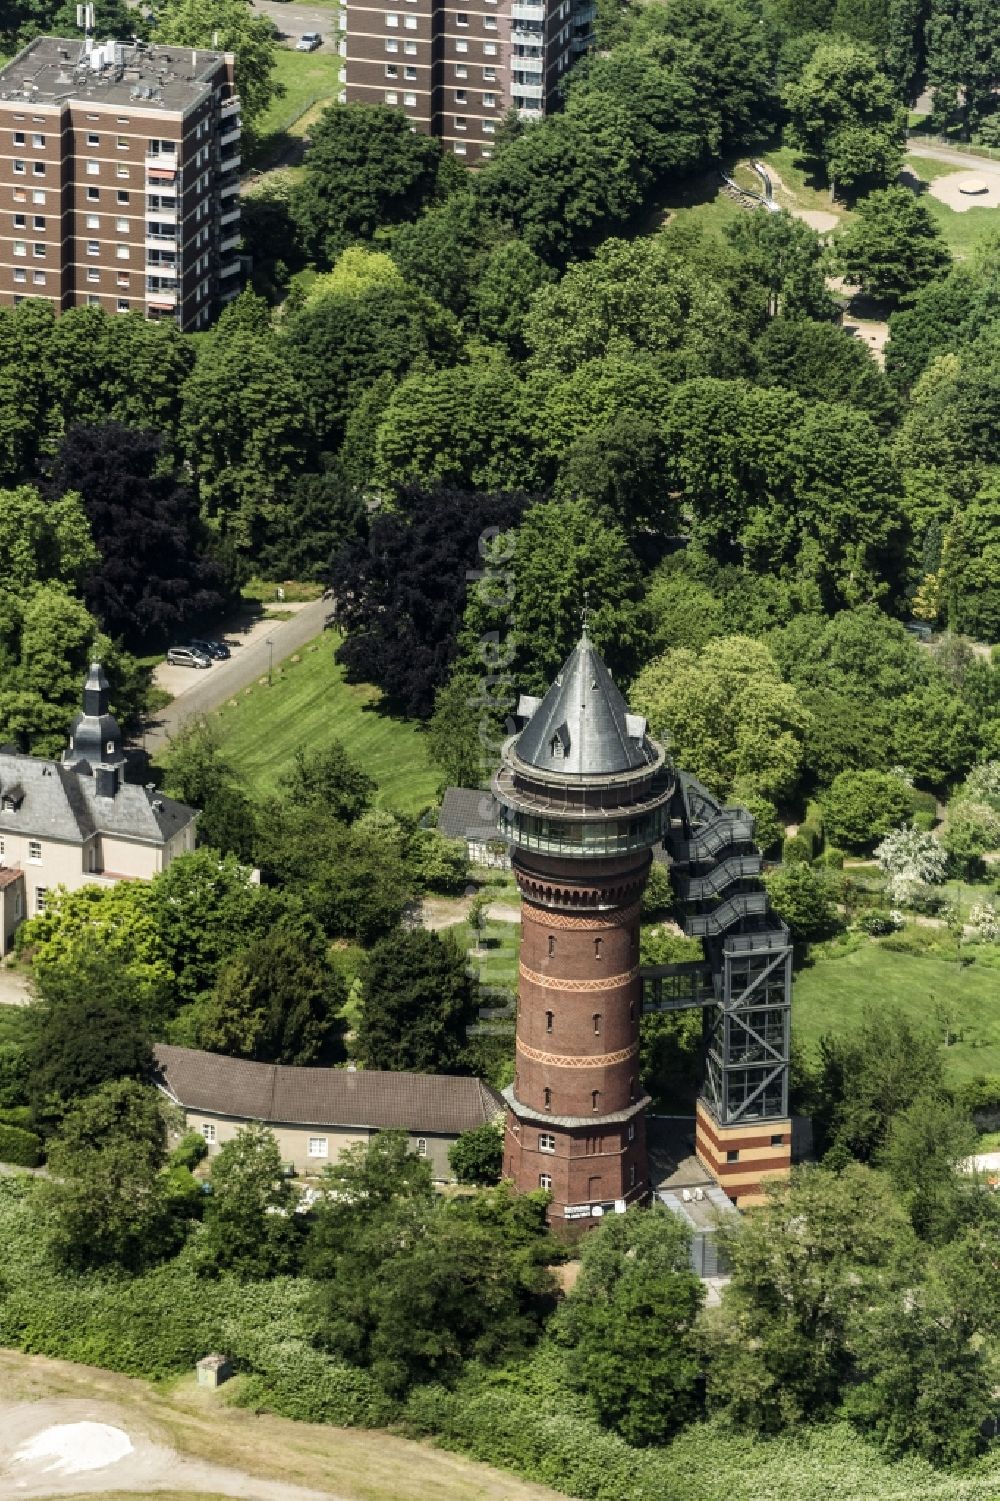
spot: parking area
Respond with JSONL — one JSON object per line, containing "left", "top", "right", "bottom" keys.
{"left": 252, "top": 0, "right": 342, "bottom": 50}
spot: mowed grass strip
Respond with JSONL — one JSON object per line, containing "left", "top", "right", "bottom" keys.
{"left": 211, "top": 632, "right": 440, "bottom": 817}
{"left": 793, "top": 942, "right": 1000, "bottom": 1081}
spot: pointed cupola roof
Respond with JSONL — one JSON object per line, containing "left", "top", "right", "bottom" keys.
{"left": 514, "top": 630, "right": 657, "bottom": 778}
{"left": 64, "top": 660, "right": 125, "bottom": 773}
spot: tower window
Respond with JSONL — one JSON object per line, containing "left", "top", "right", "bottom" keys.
{"left": 548, "top": 934, "right": 555, "bottom": 957}
{"left": 727, "top": 1149, "right": 739, "bottom": 1163}
{"left": 545, "top": 1010, "right": 553, "bottom": 1033}
{"left": 593, "top": 1012, "right": 601, "bottom": 1035}
{"left": 543, "top": 1086, "right": 552, "bottom": 1109}
{"left": 550, "top": 735, "right": 564, "bottom": 759}
{"left": 592, "top": 1090, "right": 600, "bottom": 1111}
{"left": 629, "top": 1076, "right": 636, "bottom": 1101}
{"left": 628, "top": 1123, "right": 635, "bottom": 1142}
{"left": 630, "top": 1164, "right": 636, "bottom": 1187}
{"left": 629, "top": 999, "right": 635, "bottom": 1021}
{"left": 539, "top": 1173, "right": 552, "bottom": 1190}
{"left": 594, "top": 937, "right": 602, "bottom": 959}
{"left": 539, "top": 1133, "right": 555, "bottom": 1153}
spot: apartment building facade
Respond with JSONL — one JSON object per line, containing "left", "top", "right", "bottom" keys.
{"left": 0, "top": 36, "right": 241, "bottom": 330}
{"left": 343, "top": 0, "right": 596, "bottom": 163}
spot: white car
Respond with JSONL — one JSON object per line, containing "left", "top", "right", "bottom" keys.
{"left": 296, "top": 31, "right": 322, "bottom": 50}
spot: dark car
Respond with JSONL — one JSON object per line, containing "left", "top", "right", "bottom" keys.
{"left": 189, "top": 638, "right": 231, "bottom": 660}
{"left": 166, "top": 646, "right": 211, "bottom": 669}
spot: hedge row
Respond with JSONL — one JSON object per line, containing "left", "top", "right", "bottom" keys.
{"left": 0, "top": 1121, "right": 41, "bottom": 1167}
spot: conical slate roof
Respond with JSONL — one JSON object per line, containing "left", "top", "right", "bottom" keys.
{"left": 515, "top": 631, "right": 657, "bottom": 778}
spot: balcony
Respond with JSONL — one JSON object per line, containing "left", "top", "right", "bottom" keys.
{"left": 510, "top": 0, "right": 544, "bottom": 18}
{"left": 219, "top": 126, "right": 240, "bottom": 147}
{"left": 219, "top": 177, "right": 240, "bottom": 198}
{"left": 220, "top": 205, "right": 240, "bottom": 226}
{"left": 513, "top": 79, "right": 544, "bottom": 98}
{"left": 220, "top": 257, "right": 241, "bottom": 278}
{"left": 145, "top": 206, "right": 177, "bottom": 224}
{"left": 571, "top": 0, "right": 596, "bottom": 18}
{"left": 145, "top": 283, "right": 177, "bottom": 305}
{"left": 220, "top": 96, "right": 240, "bottom": 119}
{"left": 511, "top": 25, "right": 544, "bottom": 43}
{"left": 517, "top": 104, "right": 543, "bottom": 119}
{"left": 220, "top": 231, "right": 241, "bottom": 252}
{"left": 147, "top": 261, "right": 178, "bottom": 279}
{"left": 145, "top": 152, "right": 177, "bottom": 178}
{"left": 145, "top": 233, "right": 177, "bottom": 251}
{"left": 219, "top": 151, "right": 241, "bottom": 175}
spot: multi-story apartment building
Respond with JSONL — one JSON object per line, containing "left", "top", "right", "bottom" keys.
{"left": 342, "top": 0, "right": 595, "bottom": 163}
{"left": 0, "top": 36, "right": 241, "bottom": 330}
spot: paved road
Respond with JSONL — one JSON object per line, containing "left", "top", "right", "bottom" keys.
{"left": 145, "top": 596, "right": 331, "bottom": 753}
{"left": 907, "top": 140, "right": 1000, "bottom": 174}
{"left": 252, "top": 0, "right": 342, "bottom": 50}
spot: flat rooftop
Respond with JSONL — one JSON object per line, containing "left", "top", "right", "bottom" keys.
{"left": 0, "top": 36, "right": 232, "bottom": 112}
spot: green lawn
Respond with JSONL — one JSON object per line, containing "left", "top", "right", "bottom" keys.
{"left": 250, "top": 49, "right": 342, "bottom": 166}
{"left": 793, "top": 942, "right": 1000, "bottom": 1082}
{"left": 209, "top": 632, "right": 440, "bottom": 817}
{"left": 455, "top": 918, "right": 520, "bottom": 991}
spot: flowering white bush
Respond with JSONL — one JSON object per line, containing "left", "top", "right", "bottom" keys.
{"left": 873, "top": 825, "right": 947, "bottom": 903}
{"left": 969, "top": 903, "right": 1000, "bottom": 942}
{"left": 960, "top": 761, "right": 1000, "bottom": 808}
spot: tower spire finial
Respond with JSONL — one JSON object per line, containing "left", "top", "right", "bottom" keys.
{"left": 581, "top": 589, "right": 590, "bottom": 640}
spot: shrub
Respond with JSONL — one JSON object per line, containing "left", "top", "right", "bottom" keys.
{"left": 170, "top": 1130, "right": 209, "bottom": 1170}
{"left": 858, "top": 911, "right": 902, "bottom": 936}
{"left": 0, "top": 1105, "right": 33, "bottom": 1129}
{"left": 817, "top": 848, "right": 845, "bottom": 870}
{"left": 783, "top": 833, "right": 814, "bottom": 865}
{"left": 449, "top": 1120, "right": 503, "bottom": 1185}
{"left": 912, "top": 810, "right": 936, "bottom": 832}
{"left": 0, "top": 1122, "right": 42, "bottom": 1167}
{"left": 874, "top": 826, "right": 948, "bottom": 903}
{"left": 641, "top": 860, "right": 673, "bottom": 917}
{"left": 822, "top": 771, "right": 913, "bottom": 852}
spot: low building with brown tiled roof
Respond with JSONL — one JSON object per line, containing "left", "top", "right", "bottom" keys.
{"left": 154, "top": 1043, "right": 504, "bottom": 1181}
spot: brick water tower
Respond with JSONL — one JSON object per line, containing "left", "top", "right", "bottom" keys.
{"left": 493, "top": 629, "right": 674, "bottom": 1226}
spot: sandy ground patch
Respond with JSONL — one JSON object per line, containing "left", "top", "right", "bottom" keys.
{"left": 842, "top": 315, "right": 890, "bottom": 363}
{"left": 927, "top": 168, "right": 1000, "bottom": 213}
{"left": 418, "top": 894, "right": 521, "bottom": 930}
{"left": 794, "top": 208, "right": 839, "bottom": 232}
{"left": 0, "top": 1400, "right": 333, "bottom": 1501}
{"left": 0, "top": 967, "right": 31, "bottom": 1006}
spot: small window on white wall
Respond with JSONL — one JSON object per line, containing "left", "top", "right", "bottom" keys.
{"left": 308, "top": 1136, "right": 329, "bottom": 1158}
{"left": 201, "top": 1122, "right": 216, "bottom": 1144}
{"left": 27, "top": 840, "right": 41, "bottom": 862}
{"left": 416, "top": 1138, "right": 427, "bottom": 1156}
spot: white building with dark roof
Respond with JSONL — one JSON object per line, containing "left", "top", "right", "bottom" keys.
{"left": 155, "top": 1043, "right": 505, "bottom": 1181}
{"left": 0, "top": 662, "right": 197, "bottom": 953}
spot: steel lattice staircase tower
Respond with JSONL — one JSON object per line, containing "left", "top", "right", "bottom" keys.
{"left": 494, "top": 634, "right": 793, "bottom": 1224}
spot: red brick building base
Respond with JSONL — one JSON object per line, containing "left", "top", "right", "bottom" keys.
{"left": 694, "top": 1099, "right": 791, "bottom": 1207}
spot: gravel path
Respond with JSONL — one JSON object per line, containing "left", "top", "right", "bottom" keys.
{"left": 0, "top": 968, "right": 31, "bottom": 1006}
{"left": 0, "top": 1400, "right": 336, "bottom": 1501}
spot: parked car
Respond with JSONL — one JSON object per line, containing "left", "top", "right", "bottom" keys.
{"left": 189, "top": 638, "right": 231, "bottom": 661}
{"left": 904, "top": 620, "right": 933, "bottom": 641}
{"left": 296, "top": 31, "right": 322, "bottom": 49}
{"left": 166, "top": 646, "right": 212, "bottom": 669}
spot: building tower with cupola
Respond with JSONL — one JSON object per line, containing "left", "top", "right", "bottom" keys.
{"left": 493, "top": 629, "right": 674, "bottom": 1225}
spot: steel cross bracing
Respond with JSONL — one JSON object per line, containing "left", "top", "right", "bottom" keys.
{"left": 641, "top": 771, "right": 792, "bottom": 1128}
